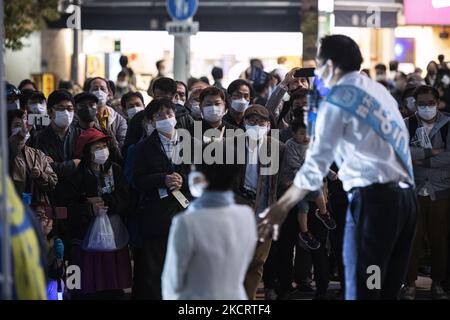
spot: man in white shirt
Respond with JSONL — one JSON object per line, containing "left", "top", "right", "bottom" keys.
{"left": 260, "top": 35, "right": 417, "bottom": 300}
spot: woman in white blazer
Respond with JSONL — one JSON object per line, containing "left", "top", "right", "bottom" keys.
{"left": 162, "top": 146, "right": 257, "bottom": 300}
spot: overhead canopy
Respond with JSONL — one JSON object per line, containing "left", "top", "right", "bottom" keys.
{"left": 47, "top": 0, "right": 302, "bottom": 32}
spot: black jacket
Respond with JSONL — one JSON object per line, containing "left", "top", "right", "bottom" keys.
{"left": 132, "top": 131, "right": 192, "bottom": 239}
{"left": 175, "top": 104, "right": 195, "bottom": 131}
{"left": 66, "top": 162, "right": 129, "bottom": 241}
{"left": 122, "top": 107, "right": 195, "bottom": 159}
{"left": 34, "top": 124, "right": 82, "bottom": 206}
{"left": 223, "top": 112, "right": 245, "bottom": 130}
{"left": 122, "top": 110, "right": 146, "bottom": 158}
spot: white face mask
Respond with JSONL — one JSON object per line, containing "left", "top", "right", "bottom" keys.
{"left": 174, "top": 99, "right": 184, "bottom": 106}
{"left": 127, "top": 106, "right": 144, "bottom": 119}
{"left": 92, "top": 90, "right": 108, "bottom": 106}
{"left": 442, "top": 75, "right": 450, "bottom": 86}
{"left": 11, "top": 127, "right": 22, "bottom": 137}
{"left": 30, "top": 103, "right": 47, "bottom": 115}
{"left": 155, "top": 117, "right": 177, "bottom": 135}
{"left": 93, "top": 148, "right": 109, "bottom": 165}
{"left": 417, "top": 105, "right": 437, "bottom": 121}
{"left": 188, "top": 169, "right": 208, "bottom": 198}
{"left": 202, "top": 105, "right": 224, "bottom": 123}
{"left": 54, "top": 110, "right": 74, "bottom": 128}
{"left": 117, "top": 81, "right": 128, "bottom": 88}
{"left": 231, "top": 98, "right": 249, "bottom": 113}
{"left": 245, "top": 124, "right": 268, "bottom": 140}
{"left": 314, "top": 62, "right": 334, "bottom": 89}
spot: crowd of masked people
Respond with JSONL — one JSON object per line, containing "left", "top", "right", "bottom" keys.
{"left": 3, "top": 52, "right": 450, "bottom": 300}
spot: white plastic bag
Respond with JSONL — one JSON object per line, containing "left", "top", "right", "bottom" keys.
{"left": 84, "top": 214, "right": 116, "bottom": 251}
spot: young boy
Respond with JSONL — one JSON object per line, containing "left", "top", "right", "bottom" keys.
{"left": 284, "top": 118, "right": 337, "bottom": 250}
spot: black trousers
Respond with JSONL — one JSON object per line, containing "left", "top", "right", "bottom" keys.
{"left": 131, "top": 238, "right": 168, "bottom": 300}
{"left": 277, "top": 204, "right": 330, "bottom": 296}
{"left": 343, "top": 183, "right": 417, "bottom": 300}
{"left": 328, "top": 191, "right": 348, "bottom": 292}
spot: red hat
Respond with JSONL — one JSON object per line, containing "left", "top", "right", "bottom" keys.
{"left": 75, "top": 128, "right": 110, "bottom": 158}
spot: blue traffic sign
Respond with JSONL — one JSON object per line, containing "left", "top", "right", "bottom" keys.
{"left": 166, "top": 0, "right": 198, "bottom": 21}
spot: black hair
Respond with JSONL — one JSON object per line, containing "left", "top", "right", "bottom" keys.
{"left": 83, "top": 78, "right": 93, "bottom": 92}
{"left": 121, "top": 91, "right": 144, "bottom": 110}
{"left": 176, "top": 80, "right": 189, "bottom": 101}
{"left": 199, "top": 86, "right": 225, "bottom": 104}
{"left": 197, "top": 142, "right": 244, "bottom": 191}
{"left": 119, "top": 55, "right": 128, "bottom": 67}
{"left": 187, "top": 77, "right": 199, "bottom": 91}
{"left": 156, "top": 60, "right": 165, "bottom": 70}
{"left": 389, "top": 60, "right": 399, "bottom": 72}
{"left": 227, "top": 79, "right": 254, "bottom": 100}
{"left": 144, "top": 98, "right": 175, "bottom": 120}
{"left": 199, "top": 76, "right": 210, "bottom": 85}
{"left": 59, "top": 80, "right": 74, "bottom": 90}
{"left": 117, "top": 71, "right": 128, "bottom": 79}
{"left": 413, "top": 85, "right": 440, "bottom": 101}
{"left": 318, "top": 35, "right": 363, "bottom": 72}
{"left": 18, "top": 79, "right": 37, "bottom": 91}
{"left": 19, "top": 89, "right": 35, "bottom": 109}
{"left": 395, "top": 71, "right": 407, "bottom": 80}
{"left": 375, "top": 63, "right": 387, "bottom": 72}
{"left": 7, "top": 109, "right": 25, "bottom": 136}
{"left": 438, "top": 54, "right": 444, "bottom": 62}
{"left": 211, "top": 67, "right": 223, "bottom": 80}
{"left": 153, "top": 77, "right": 177, "bottom": 95}
{"left": 290, "top": 117, "right": 306, "bottom": 133}
{"left": 108, "top": 80, "right": 116, "bottom": 95}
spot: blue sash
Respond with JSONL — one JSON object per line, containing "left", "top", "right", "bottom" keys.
{"left": 325, "top": 84, "right": 413, "bottom": 180}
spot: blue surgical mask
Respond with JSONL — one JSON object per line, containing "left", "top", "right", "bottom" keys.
{"left": 417, "top": 105, "right": 437, "bottom": 121}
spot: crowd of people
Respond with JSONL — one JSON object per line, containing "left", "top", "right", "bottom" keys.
{"left": 3, "top": 35, "right": 450, "bottom": 300}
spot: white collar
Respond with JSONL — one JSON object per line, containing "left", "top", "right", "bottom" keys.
{"left": 159, "top": 130, "right": 178, "bottom": 143}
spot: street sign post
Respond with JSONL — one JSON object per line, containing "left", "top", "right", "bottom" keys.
{"left": 166, "top": 0, "right": 199, "bottom": 83}
{"left": 166, "top": 0, "right": 198, "bottom": 21}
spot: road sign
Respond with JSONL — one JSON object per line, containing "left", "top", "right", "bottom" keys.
{"left": 166, "top": 0, "right": 198, "bottom": 21}
{"left": 166, "top": 21, "right": 199, "bottom": 35}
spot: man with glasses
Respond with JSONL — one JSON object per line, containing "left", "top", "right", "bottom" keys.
{"left": 34, "top": 89, "right": 82, "bottom": 260}
{"left": 232, "top": 105, "right": 286, "bottom": 300}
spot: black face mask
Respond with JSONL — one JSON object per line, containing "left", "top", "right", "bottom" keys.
{"left": 78, "top": 107, "right": 97, "bottom": 122}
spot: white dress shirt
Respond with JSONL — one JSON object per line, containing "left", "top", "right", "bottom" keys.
{"left": 294, "top": 71, "right": 413, "bottom": 192}
{"left": 244, "top": 140, "right": 260, "bottom": 193}
{"left": 159, "top": 131, "right": 179, "bottom": 162}
{"left": 162, "top": 204, "right": 257, "bottom": 300}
